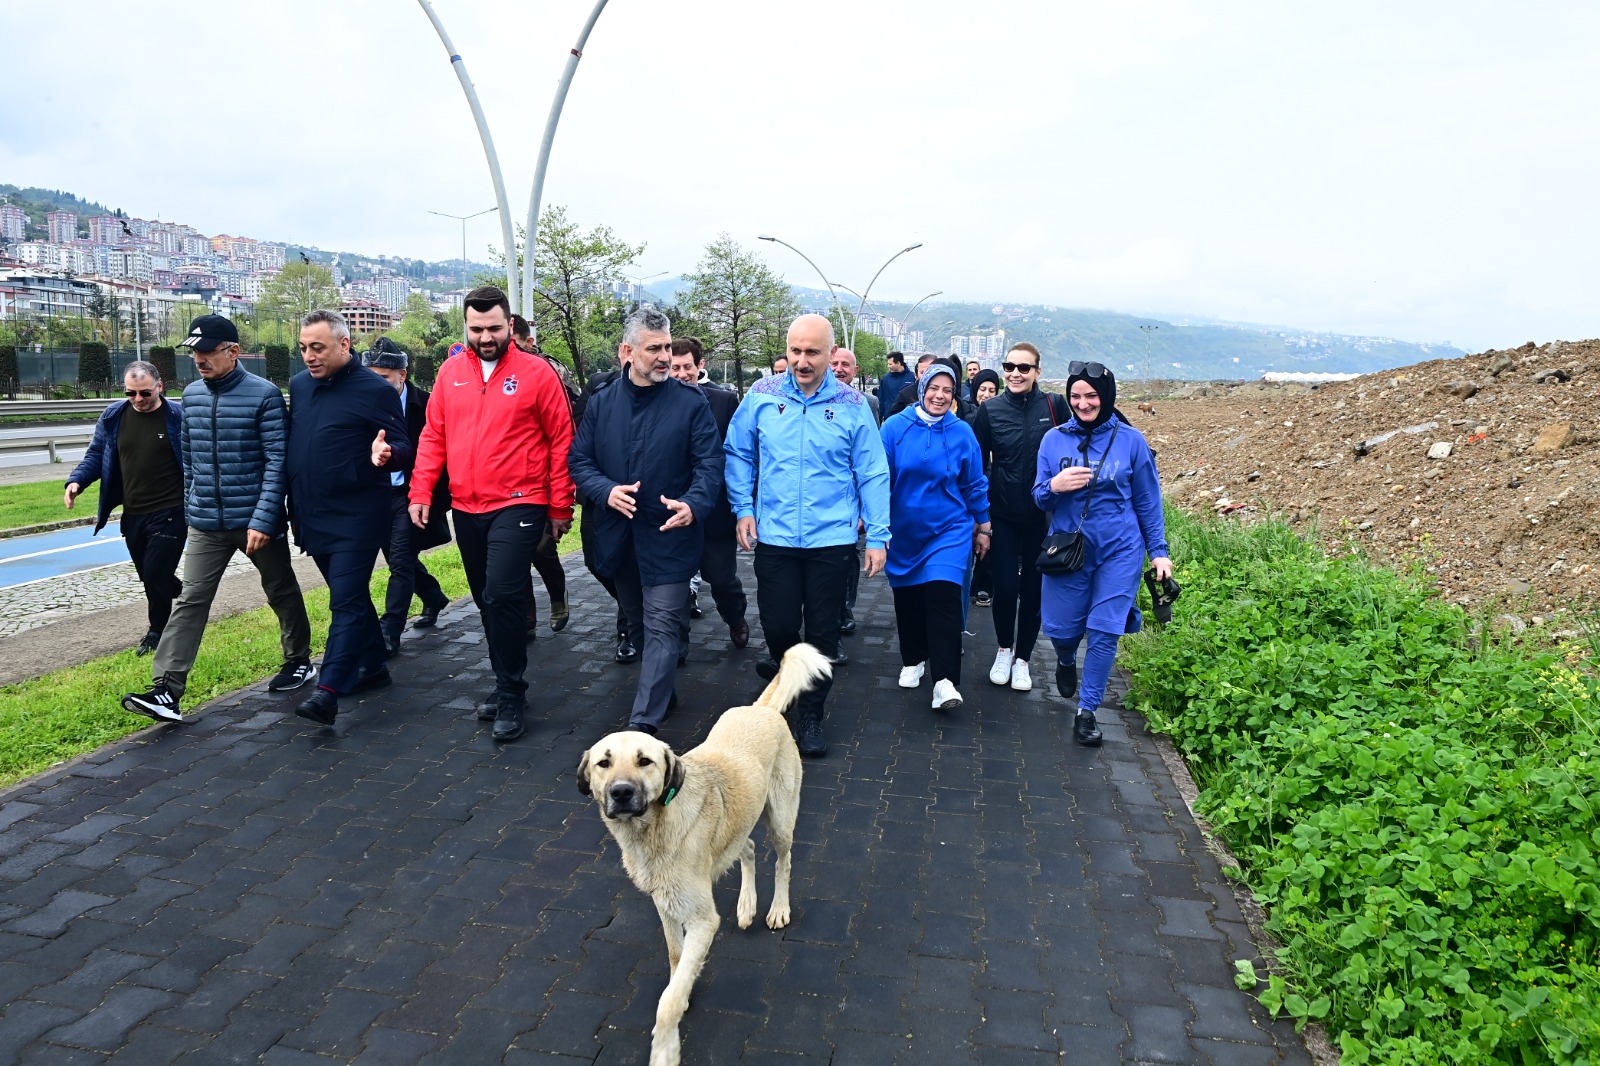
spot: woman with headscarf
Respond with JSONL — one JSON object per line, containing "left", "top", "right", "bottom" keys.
{"left": 1033, "top": 362, "right": 1172, "bottom": 746}
{"left": 881, "top": 363, "right": 991, "bottom": 709}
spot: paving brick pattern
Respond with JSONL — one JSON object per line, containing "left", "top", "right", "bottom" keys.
{"left": 0, "top": 559, "right": 1311, "bottom": 1064}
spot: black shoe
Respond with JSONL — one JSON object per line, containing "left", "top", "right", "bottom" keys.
{"left": 1056, "top": 660, "right": 1078, "bottom": 701}
{"left": 729, "top": 620, "right": 749, "bottom": 649}
{"left": 476, "top": 696, "right": 498, "bottom": 722}
{"left": 412, "top": 603, "right": 443, "bottom": 629}
{"left": 615, "top": 635, "right": 639, "bottom": 664}
{"left": 831, "top": 647, "right": 848, "bottom": 667}
{"left": 353, "top": 666, "right": 392, "bottom": 693}
{"left": 526, "top": 613, "right": 539, "bottom": 641}
{"left": 840, "top": 608, "right": 856, "bottom": 635}
{"left": 974, "top": 591, "right": 992, "bottom": 608}
{"left": 796, "top": 714, "right": 828, "bottom": 758}
{"left": 688, "top": 590, "right": 704, "bottom": 619}
{"left": 627, "top": 721, "right": 658, "bottom": 735}
{"left": 295, "top": 689, "right": 339, "bottom": 726}
{"left": 268, "top": 660, "right": 317, "bottom": 692}
{"left": 1074, "top": 712, "right": 1103, "bottom": 747}
{"left": 383, "top": 633, "right": 401, "bottom": 659}
{"left": 755, "top": 658, "right": 779, "bottom": 681}
{"left": 135, "top": 632, "right": 160, "bottom": 656}
{"left": 677, "top": 649, "right": 689, "bottom": 668}
{"left": 121, "top": 683, "right": 182, "bottom": 723}
{"left": 492, "top": 696, "right": 526, "bottom": 742}
{"left": 550, "top": 597, "right": 570, "bottom": 632}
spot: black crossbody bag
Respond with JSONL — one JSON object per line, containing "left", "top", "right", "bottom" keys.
{"left": 1036, "top": 421, "right": 1119, "bottom": 576}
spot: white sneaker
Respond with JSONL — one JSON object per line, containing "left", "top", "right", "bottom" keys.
{"left": 932, "top": 679, "right": 963, "bottom": 709}
{"left": 1010, "top": 659, "right": 1033, "bottom": 691}
{"left": 989, "top": 648, "right": 1014, "bottom": 685}
{"left": 898, "top": 662, "right": 926, "bottom": 688}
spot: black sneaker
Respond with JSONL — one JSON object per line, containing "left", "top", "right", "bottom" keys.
{"left": 492, "top": 696, "right": 526, "bottom": 742}
{"left": 295, "top": 689, "right": 339, "bottom": 726}
{"left": 476, "top": 696, "right": 498, "bottom": 722}
{"left": 135, "top": 632, "right": 160, "bottom": 656}
{"left": 550, "top": 597, "right": 570, "bottom": 632}
{"left": 796, "top": 714, "right": 828, "bottom": 758}
{"left": 268, "top": 660, "right": 317, "bottom": 692}
{"left": 688, "top": 589, "right": 704, "bottom": 619}
{"left": 1074, "top": 712, "right": 1103, "bottom": 747}
{"left": 1056, "top": 660, "right": 1078, "bottom": 701}
{"left": 974, "top": 591, "right": 992, "bottom": 608}
{"left": 353, "top": 666, "right": 392, "bottom": 694}
{"left": 121, "top": 684, "right": 182, "bottom": 723}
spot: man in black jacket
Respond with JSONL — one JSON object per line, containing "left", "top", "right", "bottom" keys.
{"left": 569, "top": 308, "right": 723, "bottom": 734}
{"left": 969, "top": 341, "right": 1068, "bottom": 693}
{"left": 286, "top": 311, "right": 411, "bottom": 726}
{"left": 363, "top": 338, "right": 451, "bottom": 652}
{"left": 669, "top": 336, "right": 748, "bottom": 650}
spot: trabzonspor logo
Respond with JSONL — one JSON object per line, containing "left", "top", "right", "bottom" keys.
{"left": 502, "top": 376, "right": 519, "bottom": 396}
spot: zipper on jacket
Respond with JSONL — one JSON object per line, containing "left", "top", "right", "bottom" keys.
{"left": 210, "top": 390, "right": 224, "bottom": 528}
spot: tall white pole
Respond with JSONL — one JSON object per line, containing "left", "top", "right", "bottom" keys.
{"left": 852, "top": 243, "right": 921, "bottom": 352}
{"left": 415, "top": 0, "right": 521, "bottom": 313}
{"left": 758, "top": 235, "right": 847, "bottom": 340}
{"left": 523, "top": 0, "right": 611, "bottom": 331}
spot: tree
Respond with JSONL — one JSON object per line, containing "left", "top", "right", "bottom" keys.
{"left": 78, "top": 342, "right": 113, "bottom": 393}
{"left": 520, "top": 205, "right": 643, "bottom": 385}
{"left": 255, "top": 262, "right": 339, "bottom": 320}
{"left": 84, "top": 288, "right": 120, "bottom": 347}
{"left": 263, "top": 344, "right": 292, "bottom": 384}
{"left": 0, "top": 344, "right": 17, "bottom": 396}
{"left": 680, "top": 235, "right": 799, "bottom": 395}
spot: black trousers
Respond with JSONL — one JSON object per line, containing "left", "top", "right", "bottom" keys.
{"left": 892, "top": 581, "right": 965, "bottom": 685}
{"left": 455, "top": 504, "right": 545, "bottom": 698}
{"left": 381, "top": 491, "right": 445, "bottom": 641}
{"left": 527, "top": 523, "right": 568, "bottom": 623}
{"left": 753, "top": 543, "right": 855, "bottom": 721}
{"left": 120, "top": 505, "right": 185, "bottom": 636}
{"left": 990, "top": 511, "right": 1048, "bottom": 660}
{"left": 579, "top": 501, "right": 627, "bottom": 636}
{"left": 312, "top": 548, "right": 385, "bottom": 695}
{"left": 698, "top": 532, "right": 747, "bottom": 628}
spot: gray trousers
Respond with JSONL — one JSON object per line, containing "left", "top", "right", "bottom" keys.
{"left": 153, "top": 528, "right": 311, "bottom": 698}
{"left": 614, "top": 546, "right": 689, "bottom": 730}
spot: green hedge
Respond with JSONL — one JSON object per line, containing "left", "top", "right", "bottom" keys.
{"left": 263, "top": 344, "right": 291, "bottom": 384}
{"left": 148, "top": 346, "right": 178, "bottom": 387}
{"left": 78, "top": 342, "right": 112, "bottom": 391}
{"left": 0, "top": 344, "right": 18, "bottom": 388}
{"left": 1123, "top": 509, "right": 1600, "bottom": 1064}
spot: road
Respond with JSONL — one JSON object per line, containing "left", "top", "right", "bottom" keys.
{"left": 0, "top": 421, "right": 95, "bottom": 470}
{"left": 0, "top": 521, "right": 126, "bottom": 590}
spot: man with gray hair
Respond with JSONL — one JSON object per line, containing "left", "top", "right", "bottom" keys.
{"left": 283, "top": 309, "right": 411, "bottom": 727}
{"left": 66, "top": 359, "right": 186, "bottom": 656}
{"left": 121, "top": 314, "right": 315, "bottom": 723}
{"left": 568, "top": 306, "right": 723, "bottom": 734}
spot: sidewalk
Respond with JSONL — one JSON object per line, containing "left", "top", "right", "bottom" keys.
{"left": 0, "top": 560, "right": 1311, "bottom": 1064}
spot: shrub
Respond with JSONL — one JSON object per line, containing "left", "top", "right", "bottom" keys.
{"left": 1122, "top": 509, "right": 1600, "bottom": 1064}
{"left": 263, "top": 344, "right": 291, "bottom": 384}
{"left": 148, "top": 346, "right": 178, "bottom": 387}
{"left": 78, "top": 342, "right": 112, "bottom": 393}
{"left": 0, "top": 344, "right": 16, "bottom": 394}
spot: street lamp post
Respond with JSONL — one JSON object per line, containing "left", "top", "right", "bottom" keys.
{"left": 757, "top": 235, "right": 846, "bottom": 336}
{"left": 849, "top": 243, "right": 921, "bottom": 352}
{"left": 523, "top": 0, "right": 612, "bottom": 327}
{"left": 415, "top": 0, "right": 520, "bottom": 314}
{"left": 428, "top": 206, "right": 499, "bottom": 290}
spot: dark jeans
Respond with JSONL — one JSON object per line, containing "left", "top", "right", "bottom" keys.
{"left": 312, "top": 549, "right": 385, "bottom": 695}
{"left": 990, "top": 511, "right": 1048, "bottom": 661}
{"left": 381, "top": 491, "right": 445, "bottom": 641}
{"left": 698, "top": 533, "right": 747, "bottom": 628}
{"left": 455, "top": 504, "right": 545, "bottom": 698}
{"left": 120, "top": 505, "right": 185, "bottom": 636}
{"left": 754, "top": 542, "right": 855, "bottom": 721}
{"left": 892, "top": 580, "right": 965, "bottom": 685}
{"left": 614, "top": 544, "right": 689, "bottom": 730}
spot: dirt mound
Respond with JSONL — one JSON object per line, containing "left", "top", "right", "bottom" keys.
{"left": 1138, "top": 339, "right": 1600, "bottom": 616}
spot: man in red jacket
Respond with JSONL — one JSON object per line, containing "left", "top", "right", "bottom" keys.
{"left": 409, "top": 286, "right": 575, "bottom": 741}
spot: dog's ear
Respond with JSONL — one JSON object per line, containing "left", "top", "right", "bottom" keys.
{"left": 660, "top": 748, "right": 686, "bottom": 805}
{"left": 576, "top": 750, "right": 593, "bottom": 797}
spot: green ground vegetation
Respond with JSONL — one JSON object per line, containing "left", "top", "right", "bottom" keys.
{"left": 0, "top": 479, "right": 95, "bottom": 532}
{"left": 1121, "top": 508, "right": 1600, "bottom": 1065}
{"left": 0, "top": 515, "right": 582, "bottom": 791}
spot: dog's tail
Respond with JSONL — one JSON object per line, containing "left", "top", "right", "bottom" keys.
{"left": 754, "top": 643, "right": 833, "bottom": 716}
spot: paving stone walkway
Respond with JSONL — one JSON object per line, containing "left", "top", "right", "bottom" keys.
{"left": 0, "top": 559, "right": 1311, "bottom": 1064}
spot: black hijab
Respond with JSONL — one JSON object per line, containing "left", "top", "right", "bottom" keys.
{"left": 1065, "top": 364, "right": 1118, "bottom": 432}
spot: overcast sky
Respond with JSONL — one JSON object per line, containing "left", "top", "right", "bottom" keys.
{"left": 4, "top": 1, "right": 1596, "bottom": 351}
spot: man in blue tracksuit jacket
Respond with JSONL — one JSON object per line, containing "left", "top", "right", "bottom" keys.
{"left": 724, "top": 313, "right": 891, "bottom": 757}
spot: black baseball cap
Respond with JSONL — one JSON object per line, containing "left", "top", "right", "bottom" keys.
{"left": 180, "top": 314, "right": 240, "bottom": 352}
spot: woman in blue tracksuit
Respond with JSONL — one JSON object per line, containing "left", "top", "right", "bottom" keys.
{"left": 881, "top": 363, "right": 991, "bottom": 710}
{"left": 1033, "top": 363, "right": 1172, "bottom": 746}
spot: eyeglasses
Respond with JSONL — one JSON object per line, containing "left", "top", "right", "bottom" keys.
{"left": 1000, "top": 361, "right": 1037, "bottom": 374}
{"left": 1068, "top": 360, "right": 1107, "bottom": 378}
{"left": 124, "top": 389, "right": 155, "bottom": 398}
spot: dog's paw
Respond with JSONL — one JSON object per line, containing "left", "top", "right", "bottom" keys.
{"left": 736, "top": 904, "right": 756, "bottom": 929}
{"left": 649, "top": 1026, "right": 681, "bottom": 1066}
{"left": 765, "top": 904, "right": 791, "bottom": 929}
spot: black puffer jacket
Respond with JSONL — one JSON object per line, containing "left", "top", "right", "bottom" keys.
{"left": 971, "top": 386, "right": 1068, "bottom": 523}
{"left": 179, "top": 365, "right": 289, "bottom": 535}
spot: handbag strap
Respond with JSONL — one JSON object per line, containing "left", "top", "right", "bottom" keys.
{"left": 1072, "top": 420, "right": 1119, "bottom": 530}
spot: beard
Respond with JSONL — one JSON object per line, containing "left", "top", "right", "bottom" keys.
{"left": 472, "top": 334, "right": 508, "bottom": 362}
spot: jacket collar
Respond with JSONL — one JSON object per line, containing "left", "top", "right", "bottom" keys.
{"left": 205, "top": 365, "right": 245, "bottom": 392}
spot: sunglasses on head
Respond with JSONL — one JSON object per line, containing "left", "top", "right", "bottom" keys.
{"left": 124, "top": 389, "right": 155, "bottom": 398}
{"left": 1000, "top": 361, "right": 1036, "bottom": 374}
{"left": 1068, "top": 360, "right": 1107, "bottom": 378}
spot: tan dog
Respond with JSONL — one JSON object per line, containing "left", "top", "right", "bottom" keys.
{"left": 577, "top": 642, "right": 831, "bottom": 1066}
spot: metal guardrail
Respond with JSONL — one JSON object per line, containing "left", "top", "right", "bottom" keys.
{"left": 0, "top": 400, "right": 117, "bottom": 417}
{"left": 0, "top": 434, "right": 92, "bottom": 462}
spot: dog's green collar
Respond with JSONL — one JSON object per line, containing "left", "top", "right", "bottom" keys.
{"left": 661, "top": 786, "right": 678, "bottom": 807}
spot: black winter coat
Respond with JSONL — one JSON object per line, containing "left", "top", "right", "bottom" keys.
{"left": 286, "top": 360, "right": 412, "bottom": 554}
{"left": 568, "top": 375, "right": 723, "bottom": 585}
{"left": 699, "top": 382, "right": 739, "bottom": 539}
{"left": 399, "top": 381, "right": 452, "bottom": 550}
{"left": 971, "top": 387, "right": 1069, "bottom": 523}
